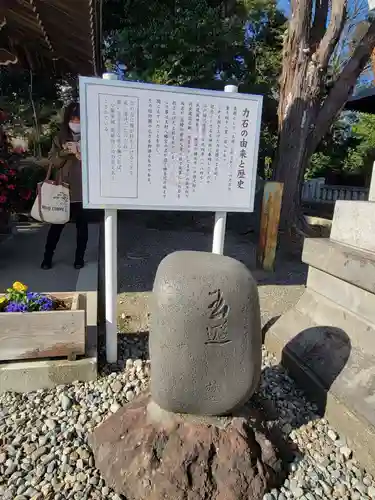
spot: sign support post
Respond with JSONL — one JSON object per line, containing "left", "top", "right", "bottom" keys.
{"left": 212, "top": 84, "right": 238, "bottom": 255}
{"left": 102, "top": 72, "right": 119, "bottom": 363}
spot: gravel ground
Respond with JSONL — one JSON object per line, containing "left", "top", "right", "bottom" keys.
{"left": 1, "top": 337, "right": 374, "bottom": 500}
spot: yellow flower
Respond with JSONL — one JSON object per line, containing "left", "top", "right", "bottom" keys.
{"left": 12, "top": 282, "right": 28, "bottom": 293}
{"left": 0, "top": 297, "right": 6, "bottom": 304}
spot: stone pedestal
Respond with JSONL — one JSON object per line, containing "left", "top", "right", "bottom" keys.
{"left": 264, "top": 200, "right": 375, "bottom": 474}
{"left": 89, "top": 395, "right": 283, "bottom": 500}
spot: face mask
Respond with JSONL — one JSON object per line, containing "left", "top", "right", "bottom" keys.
{"left": 69, "top": 122, "right": 80, "bottom": 134}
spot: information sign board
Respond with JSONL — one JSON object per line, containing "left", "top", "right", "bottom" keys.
{"left": 79, "top": 77, "right": 263, "bottom": 212}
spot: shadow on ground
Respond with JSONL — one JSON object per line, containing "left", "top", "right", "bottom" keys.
{"left": 252, "top": 324, "right": 352, "bottom": 473}
{"left": 116, "top": 211, "right": 308, "bottom": 293}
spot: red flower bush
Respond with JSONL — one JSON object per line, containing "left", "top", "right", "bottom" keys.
{"left": 0, "top": 160, "right": 31, "bottom": 213}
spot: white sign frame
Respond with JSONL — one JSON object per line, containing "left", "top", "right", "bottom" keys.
{"left": 79, "top": 77, "right": 263, "bottom": 213}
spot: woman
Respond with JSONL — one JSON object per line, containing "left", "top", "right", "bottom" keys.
{"left": 41, "top": 102, "right": 88, "bottom": 270}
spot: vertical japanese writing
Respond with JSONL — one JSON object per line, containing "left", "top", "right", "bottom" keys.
{"left": 116, "top": 100, "right": 122, "bottom": 175}
{"left": 223, "top": 105, "right": 229, "bottom": 165}
{"left": 177, "top": 101, "right": 185, "bottom": 199}
{"left": 129, "top": 101, "right": 136, "bottom": 176}
{"left": 171, "top": 100, "right": 177, "bottom": 190}
{"left": 192, "top": 102, "right": 200, "bottom": 192}
{"left": 185, "top": 101, "right": 193, "bottom": 198}
{"left": 162, "top": 100, "right": 169, "bottom": 198}
{"left": 103, "top": 99, "right": 109, "bottom": 133}
{"left": 214, "top": 106, "right": 221, "bottom": 179}
{"left": 237, "top": 107, "right": 249, "bottom": 190}
{"left": 156, "top": 99, "right": 161, "bottom": 155}
{"left": 99, "top": 95, "right": 138, "bottom": 199}
{"left": 110, "top": 101, "right": 116, "bottom": 181}
{"left": 122, "top": 99, "right": 129, "bottom": 159}
{"left": 200, "top": 104, "right": 208, "bottom": 182}
{"left": 147, "top": 98, "right": 152, "bottom": 184}
{"left": 228, "top": 105, "right": 237, "bottom": 191}
{"left": 207, "top": 104, "right": 214, "bottom": 184}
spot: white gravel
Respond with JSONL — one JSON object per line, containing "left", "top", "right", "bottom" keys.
{"left": 260, "top": 347, "right": 375, "bottom": 500}
{"left": 0, "top": 338, "right": 374, "bottom": 500}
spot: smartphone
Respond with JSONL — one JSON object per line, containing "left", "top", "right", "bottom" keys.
{"left": 65, "top": 141, "right": 78, "bottom": 154}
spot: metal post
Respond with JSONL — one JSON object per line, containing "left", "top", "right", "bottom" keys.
{"left": 369, "top": 161, "right": 375, "bottom": 202}
{"left": 212, "top": 84, "right": 238, "bottom": 255}
{"left": 102, "top": 72, "right": 119, "bottom": 363}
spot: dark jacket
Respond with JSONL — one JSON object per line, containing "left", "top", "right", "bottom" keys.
{"left": 48, "top": 131, "right": 82, "bottom": 203}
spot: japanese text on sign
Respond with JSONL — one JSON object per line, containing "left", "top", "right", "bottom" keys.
{"left": 80, "top": 78, "right": 263, "bottom": 212}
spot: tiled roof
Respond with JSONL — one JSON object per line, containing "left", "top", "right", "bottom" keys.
{"left": 0, "top": 0, "right": 102, "bottom": 75}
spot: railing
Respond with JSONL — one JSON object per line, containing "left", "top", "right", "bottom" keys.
{"left": 302, "top": 178, "right": 369, "bottom": 203}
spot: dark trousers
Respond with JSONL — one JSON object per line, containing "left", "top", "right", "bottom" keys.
{"left": 44, "top": 202, "right": 88, "bottom": 263}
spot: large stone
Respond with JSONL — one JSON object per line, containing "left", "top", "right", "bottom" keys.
{"left": 302, "top": 238, "right": 375, "bottom": 294}
{"left": 149, "top": 250, "right": 261, "bottom": 415}
{"left": 330, "top": 200, "right": 375, "bottom": 252}
{"left": 307, "top": 266, "right": 375, "bottom": 324}
{"left": 89, "top": 395, "right": 283, "bottom": 500}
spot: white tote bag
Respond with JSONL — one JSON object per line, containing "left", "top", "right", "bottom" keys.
{"left": 31, "top": 164, "right": 70, "bottom": 224}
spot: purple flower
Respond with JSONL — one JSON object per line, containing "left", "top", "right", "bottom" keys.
{"left": 25, "top": 292, "right": 54, "bottom": 311}
{"left": 5, "top": 301, "right": 28, "bottom": 312}
{"left": 4, "top": 290, "right": 55, "bottom": 313}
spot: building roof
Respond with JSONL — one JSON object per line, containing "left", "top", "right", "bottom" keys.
{"left": 0, "top": 0, "right": 102, "bottom": 75}
{"left": 346, "top": 86, "right": 375, "bottom": 113}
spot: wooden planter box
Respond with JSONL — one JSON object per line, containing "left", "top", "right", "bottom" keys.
{"left": 0, "top": 293, "right": 86, "bottom": 362}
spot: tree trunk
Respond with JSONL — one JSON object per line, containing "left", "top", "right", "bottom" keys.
{"left": 273, "top": 0, "right": 375, "bottom": 231}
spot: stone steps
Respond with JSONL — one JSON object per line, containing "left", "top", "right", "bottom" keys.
{"left": 265, "top": 198, "right": 375, "bottom": 475}
{"left": 302, "top": 238, "right": 375, "bottom": 294}
{"left": 265, "top": 288, "right": 375, "bottom": 474}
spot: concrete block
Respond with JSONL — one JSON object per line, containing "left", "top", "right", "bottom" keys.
{"left": 0, "top": 357, "right": 97, "bottom": 393}
{"left": 307, "top": 267, "right": 375, "bottom": 325}
{"left": 264, "top": 289, "right": 375, "bottom": 475}
{"left": 331, "top": 200, "right": 375, "bottom": 252}
{"left": 302, "top": 238, "right": 375, "bottom": 294}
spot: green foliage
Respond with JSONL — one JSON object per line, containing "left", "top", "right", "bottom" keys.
{"left": 346, "top": 113, "right": 375, "bottom": 179}
{"left": 307, "top": 112, "right": 375, "bottom": 185}
{"left": 0, "top": 67, "right": 62, "bottom": 158}
{"left": 105, "top": 0, "right": 243, "bottom": 86}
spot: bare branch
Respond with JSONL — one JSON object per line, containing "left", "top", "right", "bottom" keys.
{"left": 330, "top": 1, "right": 370, "bottom": 76}
{"left": 310, "top": 20, "right": 375, "bottom": 155}
{"left": 310, "top": 0, "right": 329, "bottom": 47}
{"left": 316, "top": 0, "right": 347, "bottom": 68}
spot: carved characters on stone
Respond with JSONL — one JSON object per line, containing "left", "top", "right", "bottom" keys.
{"left": 206, "top": 289, "right": 231, "bottom": 345}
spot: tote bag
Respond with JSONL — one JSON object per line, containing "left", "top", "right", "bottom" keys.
{"left": 31, "top": 164, "right": 70, "bottom": 224}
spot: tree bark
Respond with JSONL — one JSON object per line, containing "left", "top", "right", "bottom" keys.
{"left": 273, "top": 0, "right": 375, "bottom": 231}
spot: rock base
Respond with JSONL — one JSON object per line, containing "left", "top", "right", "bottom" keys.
{"left": 89, "top": 395, "right": 283, "bottom": 500}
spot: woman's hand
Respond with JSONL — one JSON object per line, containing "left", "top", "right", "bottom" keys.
{"left": 64, "top": 142, "right": 78, "bottom": 154}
